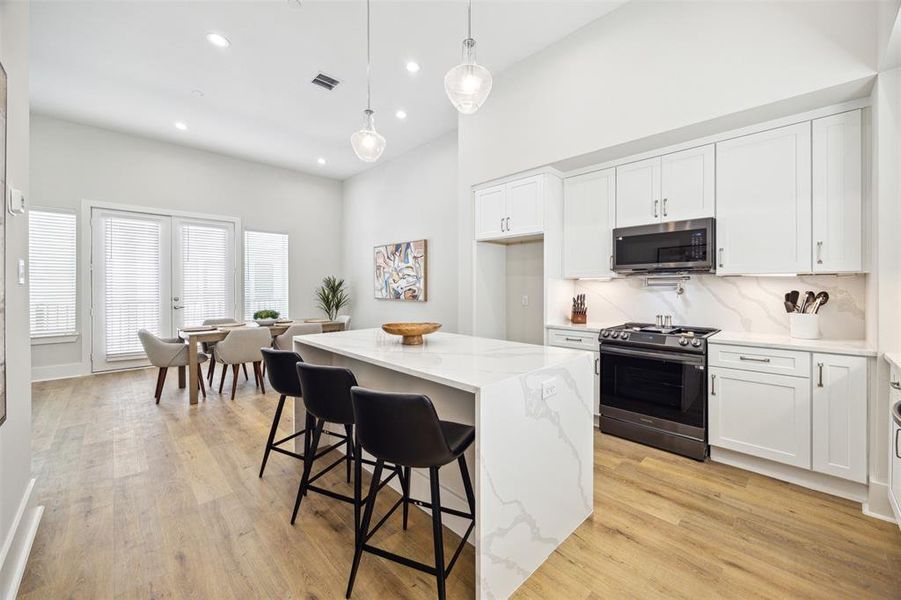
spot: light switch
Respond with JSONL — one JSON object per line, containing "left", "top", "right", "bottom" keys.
{"left": 541, "top": 378, "right": 558, "bottom": 399}
{"left": 17, "top": 259, "right": 25, "bottom": 285}
{"left": 521, "top": 295, "right": 529, "bottom": 307}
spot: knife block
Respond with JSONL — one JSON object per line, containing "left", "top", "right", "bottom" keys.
{"left": 571, "top": 312, "right": 587, "bottom": 325}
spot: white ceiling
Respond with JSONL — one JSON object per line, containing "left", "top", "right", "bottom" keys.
{"left": 30, "top": 1, "right": 623, "bottom": 180}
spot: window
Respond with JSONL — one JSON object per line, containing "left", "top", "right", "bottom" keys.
{"left": 29, "top": 209, "right": 78, "bottom": 338}
{"left": 179, "top": 222, "right": 232, "bottom": 327}
{"left": 244, "top": 230, "right": 289, "bottom": 320}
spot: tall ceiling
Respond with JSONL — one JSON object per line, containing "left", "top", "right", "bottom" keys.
{"left": 30, "top": 1, "right": 623, "bottom": 179}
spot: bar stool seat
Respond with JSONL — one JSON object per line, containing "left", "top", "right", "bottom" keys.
{"left": 346, "top": 386, "right": 476, "bottom": 600}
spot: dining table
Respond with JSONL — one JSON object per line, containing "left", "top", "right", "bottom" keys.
{"left": 177, "top": 320, "right": 345, "bottom": 404}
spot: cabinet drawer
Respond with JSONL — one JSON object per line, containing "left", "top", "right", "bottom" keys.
{"left": 547, "top": 328, "right": 598, "bottom": 351}
{"left": 709, "top": 343, "right": 810, "bottom": 378}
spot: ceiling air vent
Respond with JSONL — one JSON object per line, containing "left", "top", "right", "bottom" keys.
{"left": 312, "top": 73, "right": 340, "bottom": 91}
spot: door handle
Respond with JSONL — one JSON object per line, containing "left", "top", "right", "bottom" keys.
{"left": 662, "top": 198, "right": 668, "bottom": 217}
{"left": 653, "top": 199, "right": 659, "bottom": 218}
{"left": 890, "top": 381, "right": 901, "bottom": 390}
{"left": 173, "top": 305, "right": 185, "bottom": 310}
{"left": 896, "top": 428, "right": 901, "bottom": 459}
{"left": 817, "top": 362, "right": 824, "bottom": 387}
{"left": 506, "top": 216, "right": 510, "bottom": 231}
{"left": 594, "top": 357, "right": 600, "bottom": 375}
{"left": 710, "top": 374, "right": 716, "bottom": 396}
{"left": 718, "top": 248, "right": 724, "bottom": 269}
{"left": 500, "top": 217, "right": 505, "bottom": 232}
{"left": 816, "top": 241, "right": 823, "bottom": 265}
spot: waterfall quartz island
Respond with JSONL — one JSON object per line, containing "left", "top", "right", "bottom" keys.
{"left": 293, "top": 328, "right": 594, "bottom": 599}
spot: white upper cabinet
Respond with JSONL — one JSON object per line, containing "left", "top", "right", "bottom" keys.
{"left": 615, "top": 157, "right": 660, "bottom": 228}
{"left": 474, "top": 175, "right": 547, "bottom": 242}
{"left": 811, "top": 353, "right": 867, "bottom": 483}
{"left": 563, "top": 169, "right": 616, "bottom": 278}
{"left": 715, "top": 122, "right": 812, "bottom": 275}
{"left": 660, "top": 144, "right": 715, "bottom": 222}
{"left": 474, "top": 184, "right": 507, "bottom": 240}
{"left": 812, "top": 110, "right": 862, "bottom": 273}
{"left": 506, "top": 176, "right": 544, "bottom": 237}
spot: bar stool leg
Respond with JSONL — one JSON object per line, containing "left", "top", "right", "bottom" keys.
{"left": 458, "top": 455, "right": 476, "bottom": 516}
{"left": 429, "top": 466, "right": 447, "bottom": 600}
{"left": 353, "top": 438, "right": 363, "bottom": 543}
{"left": 346, "top": 459, "right": 384, "bottom": 599}
{"left": 259, "top": 394, "right": 287, "bottom": 478}
{"left": 291, "top": 418, "right": 324, "bottom": 524}
{"left": 344, "top": 424, "right": 353, "bottom": 483}
{"left": 401, "top": 466, "right": 411, "bottom": 530}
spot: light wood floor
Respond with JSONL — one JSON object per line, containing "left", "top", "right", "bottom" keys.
{"left": 20, "top": 368, "right": 901, "bottom": 599}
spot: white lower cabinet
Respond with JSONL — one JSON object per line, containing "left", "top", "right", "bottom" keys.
{"left": 889, "top": 366, "right": 901, "bottom": 522}
{"left": 709, "top": 366, "right": 811, "bottom": 468}
{"left": 811, "top": 354, "right": 867, "bottom": 483}
{"left": 546, "top": 327, "right": 600, "bottom": 417}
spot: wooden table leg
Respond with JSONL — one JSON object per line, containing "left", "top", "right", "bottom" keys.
{"left": 187, "top": 340, "right": 199, "bottom": 405}
{"left": 178, "top": 366, "right": 186, "bottom": 389}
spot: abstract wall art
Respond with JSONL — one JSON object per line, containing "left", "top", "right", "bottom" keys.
{"left": 374, "top": 239, "right": 427, "bottom": 302}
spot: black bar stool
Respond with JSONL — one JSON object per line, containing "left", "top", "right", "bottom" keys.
{"left": 259, "top": 348, "right": 311, "bottom": 478}
{"left": 292, "top": 363, "right": 404, "bottom": 525}
{"left": 346, "top": 387, "right": 476, "bottom": 600}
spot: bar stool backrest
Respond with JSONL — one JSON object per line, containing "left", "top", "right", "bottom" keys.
{"left": 261, "top": 348, "right": 303, "bottom": 397}
{"left": 295, "top": 362, "right": 357, "bottom": 425}
{"left": 350, "top": 387, "right": 451, "bottom": 468}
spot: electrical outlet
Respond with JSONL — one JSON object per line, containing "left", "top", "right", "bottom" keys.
{"left": 541, "top": 378, "right": 558, "bottom": 399}
{"left": 521, "top": 295, "right": 529, "bottom": 307}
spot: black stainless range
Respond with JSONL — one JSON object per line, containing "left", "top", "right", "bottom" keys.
{"left": 598, "top": 322, "right": 719, "bottom": 461}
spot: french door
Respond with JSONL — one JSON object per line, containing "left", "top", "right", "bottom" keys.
{"left": 91, "top": 208, "right": 236, "bottom": 372}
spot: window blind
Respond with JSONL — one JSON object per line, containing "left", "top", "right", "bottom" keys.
{"left": 104, "top": 217, "right": 162, "bottom": 359}
{"left": 180, "top": 223, "right": 230, "bottom": 327}
{"left": 29, "top": 210, "right": 77, "bottom": 338}
{"left": 244, "top": 230, "right": 289, "bottom": 320}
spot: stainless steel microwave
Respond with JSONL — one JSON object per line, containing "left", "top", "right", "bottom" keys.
{"left": 612, "top": 218, "right": 715, "bottom": 274}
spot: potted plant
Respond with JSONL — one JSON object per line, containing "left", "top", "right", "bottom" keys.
{"left": 253, "top": 309, "right": 280, "bottom": 326}
{"left": 315, "top": 276, "right": 350, "bottom": 321}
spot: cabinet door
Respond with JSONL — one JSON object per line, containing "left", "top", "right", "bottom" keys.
{"left": 563, "top": 169, "right": 616, "bottom": 278}
{"left": 506, "top": 176, "right": 544, "bottom": 236}
{"left": 709, "top": 366, "right": 811, "bottom": 468}
{"left": 474, "top": 184, "right": 507, "bottom": 240}
{"left": 888, "top": 368, "right": 901, "bottom": 522}
{"left": 812, "top": 111, "right": 862, "bottom": 273}
{"left": 715, "top": 122, "right": 812, "bottom": 275}
{"left": 660, "top": 144, "right": 715, "bottom": 221}
{"left": 616, "top": 156, "right": 661, "bottom": 227}
{"left": 811, "top": 354, "right": 867, "bottom": 483}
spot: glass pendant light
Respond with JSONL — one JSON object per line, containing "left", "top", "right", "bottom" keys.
{"left": 351, "top": 0, "right": 386, "bottom": 162}
{"left": 444, "top": 0, "right": 492, "bottom": 115}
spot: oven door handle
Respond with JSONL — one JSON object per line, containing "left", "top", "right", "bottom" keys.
{"left": 600, "top": 344, "right": 704, "bottom": 365}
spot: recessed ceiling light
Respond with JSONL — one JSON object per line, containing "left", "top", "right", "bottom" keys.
{"left": 174, "top": 121, "right": 188, "bottom": 131}
{"left": 317, "top": 157, "right": 326, "bottom": 165}
{"left": 395, "top": 109, "right": 407, "bottom": 120}
{"left": 405, "top": 61, "right": 420, "bottom": 73}
{"left": 206, "top": 32, "right": 231, "bottom": 48}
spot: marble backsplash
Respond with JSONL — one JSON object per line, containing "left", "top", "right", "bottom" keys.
{"left": 566, "top": 274, "right": 867, "bottom": 339}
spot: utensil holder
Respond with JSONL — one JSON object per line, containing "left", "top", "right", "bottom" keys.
{"left": 789, "top": 313, "right": 820, "bottom": 340}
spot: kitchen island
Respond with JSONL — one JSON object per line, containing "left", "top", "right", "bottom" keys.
{"left": 293, "top": 328, "right": 594, "bottom": 599}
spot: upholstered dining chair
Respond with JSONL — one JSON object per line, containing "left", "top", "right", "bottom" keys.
{"left": 202, "top": 317, "right": 240, "bottom": 385}
{"left": 137, "top": 329, "right": 208, "bottom": 404}
{"left": 214, "top": 327, "right": 272, "bottom": 400}
{"left": 273, "top": 323, "right": 322, "bottom": 351}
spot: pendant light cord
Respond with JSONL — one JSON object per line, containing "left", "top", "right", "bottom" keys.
{"left": 467, "top": 0, "right": 472, "bottom": 39}
{"left": 366, "top": 0, "right": 372, "bottom": 111}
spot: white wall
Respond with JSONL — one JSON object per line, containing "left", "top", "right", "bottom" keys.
{"left": 505, "top": 241, "right": 543, "bottom": 345}
{"left": 341, "top": 133, "right": 458, "bottom": 331}
{"left": 457, "top": 0, "right": 879, "bottom": 333}
{"left": 28, "top": 114, "right": 343, "bottom": 380}
{"left": 0, "top": 2, "right": 38, "bottom": 597}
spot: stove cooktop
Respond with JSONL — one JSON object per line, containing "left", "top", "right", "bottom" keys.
{"left": 598, "top": 322, "right": 720, "bottom": 353}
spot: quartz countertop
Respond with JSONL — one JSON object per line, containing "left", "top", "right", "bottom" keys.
{"left": 294, "top": 328, "right": 589, "bottom": 393}
{"left": 710, "top": 330, "right": 877, "bottom": 357}
{"left": 885, "top": 353, "right": 901, "bottom": 371}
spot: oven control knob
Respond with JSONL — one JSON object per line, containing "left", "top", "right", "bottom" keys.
{"left": 600, "top": 330, "right": 610, "bottom": 338}
{"left": 678, "top": 337, "right": 689, "bottom": 346}
{"left": 620, "top": 332, "right": 630, "bottom": 340}
{"left": 691, "top": 339, "right": 702, "bottom": 348}
{"left": 611, "top": 331, "right": 620, "bottom": 339}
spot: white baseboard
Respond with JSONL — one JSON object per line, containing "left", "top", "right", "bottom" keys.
{"left": 0, "top": 478, "right": 43, "bottom": 600}
{"left": 31, "top": 361, "right": 90, "bottom": 382}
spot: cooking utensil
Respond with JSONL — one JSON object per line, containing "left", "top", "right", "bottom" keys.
{"left": 799, "top": 291, "right": 815, "bottom": 314}
{"left": 786, "top": 290, "right": 800, "bottom": 311}
{"left": 784, "top": 301, "right": 796, "bottom": 313}
{"left": 811, "top": 291, "right": 829, "bottom": 314}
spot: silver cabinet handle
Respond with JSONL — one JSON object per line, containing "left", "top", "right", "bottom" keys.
{"left": 506, "top": 216, "right": 511, "bottom": 231}
{"left": 594, "top": 357, "right": 600, "bottom": 375}
{"left": 739, "top": 355, "right": 770, "bottom": 363}
{"left": 896, "top": 428, "right": 901, "bottom": 459}
{"left": 609, "top": 255, "right": 614, "bottom": 270}
{"left": 891, "top": 381, "right": 901, "bottom": 390}
{"left": 653, "top": 199, "right": 659, "bottom": 218}
{"left": 816, "top": 241, "right": 823, "bottom": 265}
{"left": 710, "top": 374, "right": 716, "bottom": 396}
{"left": 662, "top": 198, "right": 668, "bottom": 217}
{"left": 817, "top": 362, "right": 824, "bottom": 387}
{"left": 564, "top": 337, "right": 582, "bottom": 342}
{"left": 500, "top": 217, "right": 505, "bottom": 232}
{"left": 718, "top": 248, "right": 724, "bottom": 268}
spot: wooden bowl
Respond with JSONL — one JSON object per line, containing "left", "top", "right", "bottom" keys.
{"left": 381, "top": 322, "right": 442, "bottom": 345}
